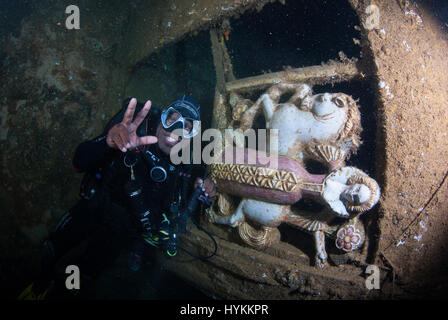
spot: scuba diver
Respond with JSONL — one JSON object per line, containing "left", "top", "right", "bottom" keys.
{"left": 19, "top": 95, "right": 216, "bottom": 299}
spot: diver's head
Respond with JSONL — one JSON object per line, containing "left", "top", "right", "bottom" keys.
{"left": 156, "top": 95, "right": 201, "bottom": 155}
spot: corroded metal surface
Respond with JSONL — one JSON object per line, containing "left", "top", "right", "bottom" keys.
{"left": 349, "top": 0, "right": 448, "bottom": 294}
{"left": 176, "top": 0, "right": 448, "bottom": 298}
{"left": 225, "top": 60, "right": 360, "bottom": 92}
{"left": 116, "top": 0, "right": 277, "bottom": 67}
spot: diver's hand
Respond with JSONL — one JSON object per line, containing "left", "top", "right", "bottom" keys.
{"left": 107, "top": 98, "right": 158, "bottom": 152}
{"left": 194, "top": 178, "right": 216, "bottom": 198}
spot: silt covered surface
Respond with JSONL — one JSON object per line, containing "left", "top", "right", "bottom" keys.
{"left": 353, "top": 0, "right": 448, "bottom": 296}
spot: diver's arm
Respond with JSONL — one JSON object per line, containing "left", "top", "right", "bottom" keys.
{"left": 72, "top": 101, "right": 125, "bottom": 173}
{"left": 72, "top": 134, "right": 117, "bottom": 173}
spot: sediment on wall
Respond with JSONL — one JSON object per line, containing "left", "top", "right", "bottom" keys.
{"left": 0, "top": 0, "right": 132, "bottom": 296}
{"left": 350, "top": 0, "right": 448, "bottom": 296}
{"left": 116, "top": 0, "right": 279, "bottom": 67}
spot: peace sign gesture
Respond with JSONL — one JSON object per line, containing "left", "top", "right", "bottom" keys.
{"left": 106, "top": 98, "right": 158, "bottom": 152}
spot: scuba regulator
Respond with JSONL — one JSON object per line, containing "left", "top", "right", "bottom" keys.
{"left": 139, "top": 148, "right": 176, "bottom": 183}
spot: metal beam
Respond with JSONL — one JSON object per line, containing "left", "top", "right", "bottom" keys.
{"left": 225, "top": 60, "right": 360, "bottom": 92}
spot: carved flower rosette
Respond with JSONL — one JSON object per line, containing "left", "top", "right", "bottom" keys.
{"left": 335, "top": 223, "right": 364, "bottom": 252}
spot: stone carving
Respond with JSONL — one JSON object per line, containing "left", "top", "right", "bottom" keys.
{"left": 207, "top": 83, "right": 380, "bottom": 268}
{"left": 231, "top": 82, "right": 362, "bottom": 170}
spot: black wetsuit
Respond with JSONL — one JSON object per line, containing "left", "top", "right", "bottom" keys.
{"left": 41, "top": 99, "right": 200, "bottom": 282}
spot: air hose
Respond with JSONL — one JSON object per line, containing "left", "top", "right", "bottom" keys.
{"left": 171, "top": 181, "right": 218, "bottom": 260}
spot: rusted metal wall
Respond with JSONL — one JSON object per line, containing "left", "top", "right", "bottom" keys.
{"left": 349, "top": 0, "right": 448, "bottom": 294}
{"left": 160, "top": 0, "right": 448, "bottom": 299}
{"left": 116, "top": 0, "right": 278, "bottom": 67}
{"left": 0, "top": 0, "right": 133, "bottom": 294}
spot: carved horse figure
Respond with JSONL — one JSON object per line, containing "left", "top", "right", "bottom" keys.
{"left": 208, "top": 83, "right": 379, "bottom": 267}
{"left": 230, "top": 82, "right": 362, "bottom": 170}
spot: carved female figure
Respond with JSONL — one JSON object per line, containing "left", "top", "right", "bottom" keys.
{"left": 207, "top": 83, "right": 380, "bottom": 267}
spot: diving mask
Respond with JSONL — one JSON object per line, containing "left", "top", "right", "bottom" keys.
{"left": 161, "top": 107, "right": 200, "bottom": 138}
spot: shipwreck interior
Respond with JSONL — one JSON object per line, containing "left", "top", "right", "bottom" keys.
{"left": 1, "top": 0, "right": 448, "bottom": 300}
{"left": 125, "top": 0, "right": 378, "bottom": 299}
{"left": 126, "top": 0, "right": 380, "bottom": 270}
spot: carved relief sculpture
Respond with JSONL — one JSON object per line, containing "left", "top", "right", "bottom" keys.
{"left": 207, "top": 83, "right": 380, "bottom": 268}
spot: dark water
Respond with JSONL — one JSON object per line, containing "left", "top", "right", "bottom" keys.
{"left": 2, "top": 0, "right": 448, "bottom": 300}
